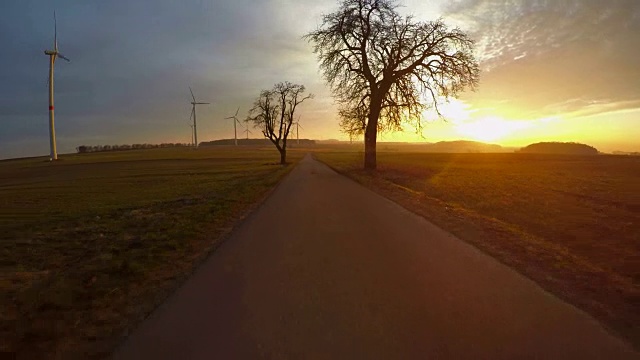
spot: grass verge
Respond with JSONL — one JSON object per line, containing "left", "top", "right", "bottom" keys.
{"left": 1, "top": 147, "right": 300, "bottom": 358}
{"left": 314, "top": 149, "right": 640, "bottom": 349}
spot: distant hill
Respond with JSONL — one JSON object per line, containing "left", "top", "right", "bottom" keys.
{"left": 422, "top": 140, "right": 507, "bottom": 153}
{"left": 317, "top": 139, "right": 343, "bottom": 144}
{"left": 200, "top": 138, "right": 316, "bottom": 146}
{"left": 319, "top": 140, "right": 513, "bottom": 153}
{"left": 379, "top": 140, "right": 510, "bottom": 153}
{"left": 612, "top": 151, "right": 640, "bottom": 156}
{"left": 519, "top": 142, "right": 599, "bottom": 155}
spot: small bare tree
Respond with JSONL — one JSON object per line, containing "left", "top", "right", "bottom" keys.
{"left": 247, "top": 82, "right": 313, "bottom": 164}
{"left": 305, "top": 0, "right": 480, "bottom": 170}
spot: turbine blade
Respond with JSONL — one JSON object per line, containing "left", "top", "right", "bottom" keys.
{"left": 196, "top": 102, "right": 209, "bottom": 105}
{"left": 189, "top": 87, "right": 196, "bottom": 102}
{"left": 58, "top": 53, "right": 71, "bottom": 62}
{"left": 234, "top": 107, "right": 240, "bottom": 117}
{"left": 54, "top": 11, "right": 58, "bottom": 51}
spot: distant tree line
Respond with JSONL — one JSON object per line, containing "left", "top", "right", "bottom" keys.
{"left": 612, "top": 151, "right": 640, "bottom": 156}
{"left": 200, "top": 139, "right": 316, "bottom": 147}
{"left": 518, "top": 142, "right": 599, "bottom": 155}
{"left": 76, "top": 143, "right": 191, "bottom": 153}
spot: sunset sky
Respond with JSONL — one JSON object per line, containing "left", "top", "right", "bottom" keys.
{"left": 1, "top": 0, "right": 639, "bottom": 159}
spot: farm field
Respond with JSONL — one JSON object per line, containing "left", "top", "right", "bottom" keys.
{"left": 314, "top": 147, "right": 640, "bottom": 348}
{"left": 0, "top": 146, "right": 301, "bottom": 358}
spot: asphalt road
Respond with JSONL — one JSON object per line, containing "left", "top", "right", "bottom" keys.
{"left": 114, "top": 154, "right": 637, "bottom": 359}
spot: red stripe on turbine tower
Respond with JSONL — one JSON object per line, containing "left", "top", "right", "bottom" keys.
{"left": 49, "top": 106, "right": 54, "bottom": 110}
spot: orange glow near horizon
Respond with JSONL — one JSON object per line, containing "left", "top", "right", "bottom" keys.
{"left": 454, "top": 116, "right": 534, "bottom": 142}
{"left": 381, "top": 97, "right": 640, "bottom": 153}
{"left": 430, "top": 99, "right": 545, "bottom": 144}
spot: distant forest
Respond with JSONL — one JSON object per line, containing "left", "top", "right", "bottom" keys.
{"left": 200, "top": 139, "right": 316, "bottom": 146}
{"left": 518, "top": 142, "right": 599, "bottom": 155}
{"left": 612, "top": 151, "right": 640, "bottom": 156}
{"left": 76, "top": 143, "right": 190, "bottom": 153}
{"left": 75, "top": 140, "right": 609, "bottom": 155}
{"left": 76, "top": 139, "right": 318, "bottom": 153}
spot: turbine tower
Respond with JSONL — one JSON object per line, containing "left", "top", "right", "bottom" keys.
{"left": 44, "top": 11, "right": 70, "bottom": 161}
{"left": 224, "top": 107, "right": 241, "bottom": 146}
{"left": 189, "top": 87, "right": 209, "bottom": 148}
{"left": 293, "top": 116, "right": 303, "bottom": 145}
{"left": 189, "top": 124, "right": 195, "bottom": 147}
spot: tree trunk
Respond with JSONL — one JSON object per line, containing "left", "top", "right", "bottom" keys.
{"left": 364, "top": 103, "right": 381, "bottom": 171}
{"left": 364, "top": 129, "right": 377, "bottom": 170}
{"left": 279, "top": 148, "right": 287, "bottom": 164}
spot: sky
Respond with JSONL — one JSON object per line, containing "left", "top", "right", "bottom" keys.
{"left": 1, "top": 0, "right": 639, "bottom": 159}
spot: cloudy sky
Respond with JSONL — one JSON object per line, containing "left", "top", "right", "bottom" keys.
{"left": 1, "top": 0, "right": 639, "bottom": 159}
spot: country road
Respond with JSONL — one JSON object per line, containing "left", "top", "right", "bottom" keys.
{"left": 113, "top": 154, "right": 637, "bottom": 359}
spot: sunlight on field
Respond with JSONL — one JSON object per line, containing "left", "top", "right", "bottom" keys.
{"left": 315, "top": 148, "right": 640, "bottom": 346}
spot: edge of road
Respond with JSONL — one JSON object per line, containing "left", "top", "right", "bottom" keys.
{"left": 311, "top": 153, "right": 639, "bottom": 354}
{"left": 110, "top": 158, "right": 305, "bottom": 356}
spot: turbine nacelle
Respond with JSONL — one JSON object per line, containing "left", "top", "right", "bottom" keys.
{"left": 45, "top": 12, "right": 71, "bottom": 62}
{"left": 225, "top": 107, "right": 242, "bottom": 124}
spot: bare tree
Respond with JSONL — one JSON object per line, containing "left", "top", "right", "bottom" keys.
{"left": 305, "top": 0, "right": 480, "bottom": 170}
{"left": 247, "top": 82, "right": 313, "bottom": 164}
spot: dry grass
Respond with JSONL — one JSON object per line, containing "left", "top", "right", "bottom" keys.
{"left": 315, "top": 147, "right": 640, "bottom": 348}
{"left": 0, "top": 146, "right": 301, "bottom": 358}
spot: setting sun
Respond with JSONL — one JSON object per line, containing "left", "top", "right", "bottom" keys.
{"left": 454, "top": 116, "right": 533, "bottom": 142}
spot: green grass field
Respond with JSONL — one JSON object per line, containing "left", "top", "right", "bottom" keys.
{"left": 3, "top": 144, "right": 639, "bottom": 355}
{"left": 315, "top": 147, "right": 640, "bottom": 347}
{"left": 0, "top": 146, "right": 301, "bottom": 358}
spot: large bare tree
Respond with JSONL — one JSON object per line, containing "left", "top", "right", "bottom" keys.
{"left": 305, "top": 0, "right": 480, "bottom": 170}
{"left": 247, "top": 82, "right": 313, "bottom": 164}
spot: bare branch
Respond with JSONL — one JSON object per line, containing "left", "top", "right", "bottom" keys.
{"left": 246, "top": 82, "right": 313, "bottom": 164}
{"left": 305, "top": 0, "right": 479, "bottom": 169}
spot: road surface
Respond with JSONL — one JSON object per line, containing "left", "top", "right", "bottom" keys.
{"left": 114, "top": 154, "right": 637, "bottom": 359}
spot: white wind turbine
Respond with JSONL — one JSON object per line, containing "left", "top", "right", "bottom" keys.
{"left": 293, "top": 116, "right": 303, "bottom": 145}
{"left": 189, "top": 87, "right": 209, "bottom": 148}
{"left": 224, "top": 107, "right": 242, "bottom": 146}
{"left": 243, "top": 127, "right": 252, "bottom": 140}
{"left": 44, "top": 11, "right": 71, "bottom": 161}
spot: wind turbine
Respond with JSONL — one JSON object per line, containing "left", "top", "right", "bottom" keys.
{"left": 224, "top": 107, "right": 241, "bottom": 146}
{"left": 293, "top": 116, "right": 303, "bottom": 145}
{"left": 189, "top": 87, "right": 209, "bottom": 148}
{"left": 243, "top": 127, "right": 252, "bottom": 140}
{"left": 44, "top": 11, "right": 71, "bottom": 161}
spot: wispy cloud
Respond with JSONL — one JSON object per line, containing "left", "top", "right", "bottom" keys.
{"left": 445, "top": 0, "right": 640, "bottom": 118}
